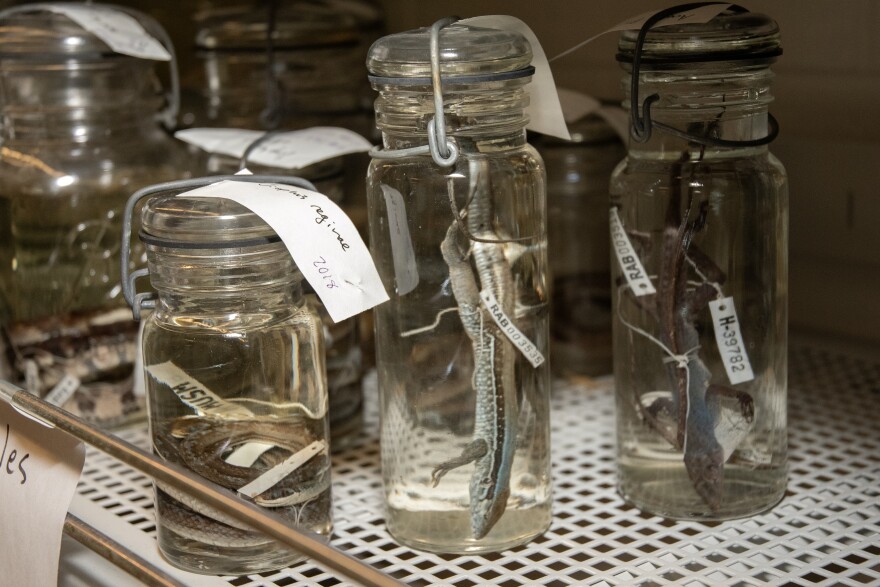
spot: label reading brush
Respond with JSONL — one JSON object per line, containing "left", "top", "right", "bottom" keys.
{"left": 178, "top": 180, "right": 388, "bottom": 322}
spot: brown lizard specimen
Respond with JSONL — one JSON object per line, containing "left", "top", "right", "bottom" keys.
{"left": 621, "top": 150, "right": 755, "bottom": 511}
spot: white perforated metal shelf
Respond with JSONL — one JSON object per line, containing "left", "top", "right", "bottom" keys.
{"left": 72, "top": 339, "right": 880, "bottom": 587}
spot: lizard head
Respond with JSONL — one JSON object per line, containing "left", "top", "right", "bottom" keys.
{"left": 684, "top": 443, "right": 724, "bottom": 511}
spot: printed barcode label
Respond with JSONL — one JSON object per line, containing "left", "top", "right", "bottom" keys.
{"left": 44, "top": 375, "right": 80, "bottom": 407}
{"left": 480, "top": 290, "right": 545, "bottom": 368}
{"left": 610, "top": 208, "right": 656, "bottom": 296}
{"left": 709, "top": 297, "right": 755, "bottom": 385}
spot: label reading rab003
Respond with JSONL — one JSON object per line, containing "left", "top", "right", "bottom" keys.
{"left": 709, "top": 297, "right": 755, "bottom": 385}
{"left": 480, "top": 290, "right": 545, "bottom": 368}
{"left": 609, "top": 208, "right": 656, "bottom": 296}
{"left": 177, "top": 180, "right": 389, "bottom": 323}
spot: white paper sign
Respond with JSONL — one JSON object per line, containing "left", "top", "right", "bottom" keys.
{"left": 709, "top": 297, "right": 755, "bottom": 385}
{"left": 610, "top": 208, "right": 656, "bottom": 296}
{"left": 460, "top": 16, "right": 570, "bottom": 141}
{"left": 181, "top": 180, "right": 389, "bottom": 322}
{"left": 44, "top": 5, "right": 171, "bottom": 61}
{"left": 480, "top": 290, "right": 545, "bottom": 368}
{"left": 176, "top": 127, "right": 372, "bottom": 170}
{"left": 379, "top": 184, "right": 419, "bottom": 295}
{"left": 0, "top": 401, "right": 85, "bottom": 587}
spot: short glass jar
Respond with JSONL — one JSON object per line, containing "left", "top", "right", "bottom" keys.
{"left": 130, "top": 178, "right": 332, "bottom": 574}
{"left": 0, "top": 5, "right": 191, "bottom": 427}
{"left": 366, "top": 21, "right": 552, "bottom": 553}
{"left": 535, "top": 115, "right": 625, "bottom": 377}
{"left": 610, "top": 9, "right": 788, "bottom": 520}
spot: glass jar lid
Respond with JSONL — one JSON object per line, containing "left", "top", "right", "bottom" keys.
{"left": 141, "top": 191, "right": 278, "bottom": 249}
{"left": 617, "top": 10, "right": 781, "bottom": 67}
{"left": 367, "top": 23, "right": 532, "bottom": 81}
{"left": 195, "top": 1, "right": 360, "bottom": 50}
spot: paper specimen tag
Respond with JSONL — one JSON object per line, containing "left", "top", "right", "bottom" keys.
{"left": 132, "top": 312, "right": 149, "bottom": 398}
{"left": 610, "top": 208, "right": 656, "bottom": 296}
{"left": 379, "top": 184, "right": 419, "bottom": 295}
{"left": 238, "top": 440, "right": 325, "bottom": 498}
{"left": 709, "top": 297, "right": 755, "bottom": 385}
{"left": 225, "top": 442, "right": 276, "bottom": 467}
{"left": 550, "top": 4, "right": 732, "bottom": 63}
{"left": 556, "top": 88, "right": 629, "bottom": 141}
{"left": 0, "top": 401, "right": 85, "bottom": 587}
{"left": 44, "top": 374, "right": 80, "bottom": 408}
{"left": 180, "top": 180, "right": 389, "bottom": 322}
{"left": 175, "top": 127, "right": 372, "bottom": 170}
{"left": 460, "top": 16, "right": 570, "bottom": 141}
{"left": 145, "top": 361, "right": 254, "bottom": 418}
{"left": 480, "top": 290, "right": 545, "bottom": 368}
{"left": 44, "top": 5, "right": 171, "bottom": 61}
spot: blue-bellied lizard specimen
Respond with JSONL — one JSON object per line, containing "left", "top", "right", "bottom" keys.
{"left": 621, "top": 151, "right": 755, "bottom": 511}
{"left": 431, "top": 158, "right": 518, "bottom": 540}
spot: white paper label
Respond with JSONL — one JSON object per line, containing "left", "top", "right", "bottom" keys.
{"left": 460, "top": 16, "right": 570, "bottom": 141}
{"left": 480, "top": 290, "right": 545, "bottom": 368}
{"left": 609, "top": 208, "right": 656, "bottom": 296}
{"left": 44, "top": 6, "right": 171, "bottom": 61}
{"left": 180, "top": 180, "right": 389, "bottom": 322}
{"left": 225, "top": 442, "right": 276, "bottom": 467}
{"left": 175, "top": 127, "right": 372, "bottom": 170}
{"left": 557, "top": 87, "right": 629, "bottom": 141}
{"left": 379, "top": 184, "right": 419, "bottom": 296}
{"left": 145, "top": 362, "right": 254, "bottom": 418}
{"left": 550, "top": 4, "right": 732, "bottom": 63}
{"left": 0, "top": 401, "right": 85, "bottom": 587}
{"left": 44, "top": 374, "right": 80, "bottom": 408}
{"left": 237, "top": 440, "right": 325, "bottom": 498}
{"left": 709, "top": 297, "right": 755, "bottom": 385}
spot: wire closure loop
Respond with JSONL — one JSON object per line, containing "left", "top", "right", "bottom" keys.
{"left": 628, "top": 2, "right": 779, "bottom": 147}
{"left": 120, "top": 175, "right": 317, "bottom": 320}
{"left": 368, "top": 16, "right": 460, "bottom": 168}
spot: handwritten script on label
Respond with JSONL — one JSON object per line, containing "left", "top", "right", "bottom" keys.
{"left": 180, "top": 180, "right": 388, "bottom": 322}
{"left": 0, "top": 401, "right": 85, "bottom": 587}
{"left": 610, "top": 208, "right": 656, "bottom": 296}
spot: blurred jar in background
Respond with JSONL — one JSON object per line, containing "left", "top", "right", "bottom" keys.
{"left": 535, "top": 114, "right": 625, "bottom": 377}
{"left": 0, "top": 4, "right": 192, "bottom": 427}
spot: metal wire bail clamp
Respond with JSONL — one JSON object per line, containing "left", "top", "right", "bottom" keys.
{"left": 627, "top": 2, "right": 780, "bottom": 148}
{"left": 368, "top": 16, "right": 461, "bottom": 168}
{"left": 120, "top": 175, "right": 318, "bottom": 320}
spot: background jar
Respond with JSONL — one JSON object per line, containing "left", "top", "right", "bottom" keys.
{"left": 366, "top": 22, "right": 552, "bottom": 553}
{"left": 0, "top": 5, "right": 191, "bottom": 427}
{"left": 610, "top": 10, "right": 788, "bottom": 520}
{"left": 137, "top": 185, "right": 332, "bottom": 574}
{"left": 534, "top": 115, "right": 625, "bottom": 377}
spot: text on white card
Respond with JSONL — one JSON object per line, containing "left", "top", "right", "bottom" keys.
{"left": 709, "top": 297, "right": 755, "bottom": 385}
{"left": 610, "top": 208, "right": 656, "bottom": 296}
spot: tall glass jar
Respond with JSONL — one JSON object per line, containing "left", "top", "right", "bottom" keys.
{"left": 366, "top": 22, "right": 551, "bottom": 553}
{"left": 610, "top": 10, "right": 788, "bottom": 520}
{"left": 134, "top": 181, "right": 332, "bottom": 574}
{"left": 0, "top": 5, "right": 190, "bottom": 427}
{"left": 536, "top": 116, "right": 625, "bottom": 377}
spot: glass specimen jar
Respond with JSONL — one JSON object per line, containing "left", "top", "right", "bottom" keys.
{"left": 536, "top": 115, "right": 625, "bottom": 377}
{"left": 127, "top": 177, "right": 332, "bottom": 574}
{"left": 198, "top": 148, "right": 363, "bottom": 450}
{"left": 0, "top": 5, "right": 191, "bottom": 427}
{"left": 366, "top": 20, "right": 551, "bottom": 553}
{"left": 610, "top": 8, "right": 788, "bottom": 520}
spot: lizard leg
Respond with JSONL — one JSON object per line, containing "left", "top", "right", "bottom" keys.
{"left": 431, "top": 439, "right": 488, "bottom": 487}
{"left": 707, "top": 383, "right": 755, "bottom": 423}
